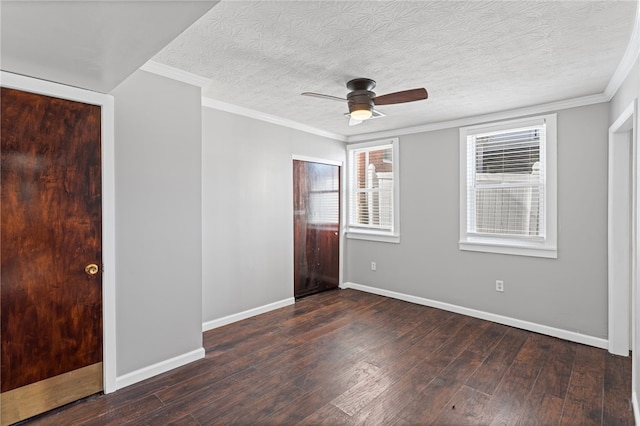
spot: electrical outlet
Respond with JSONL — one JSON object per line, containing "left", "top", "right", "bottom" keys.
{"left": 496, "top": 280, "right": 504, "bottom": 292}
{"left": 371, "top": 261, "right": 377, "bottom": 271}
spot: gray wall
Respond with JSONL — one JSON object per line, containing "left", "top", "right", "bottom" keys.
{"left": 201, "top": 108, "right": 345, "bottom": 323}
{"left": 111, "top": 70, "right": 203, "bottom": 375}
{"left": 345, "top": 103, "right": 610, "bottom": 339}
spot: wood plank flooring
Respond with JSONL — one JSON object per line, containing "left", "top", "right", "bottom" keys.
{"left": 21, "top": 289, "right": 634, "bottom": 425}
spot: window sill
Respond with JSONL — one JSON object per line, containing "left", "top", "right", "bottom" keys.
{"left": 347, "top": 231, "right": 400, "bottom": 244}
{"left": 459, "top": 239, "right": 557, "bottom": 259}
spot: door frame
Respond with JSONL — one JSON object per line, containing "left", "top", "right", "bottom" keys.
{"left": 0, "top": 71, "right": 117, "bottom": 393}
{"left": 608, "top": 99, "right": 636, "bottom": 358}
{"left": 292, "top": 155, "right": 344, "bottom": 290}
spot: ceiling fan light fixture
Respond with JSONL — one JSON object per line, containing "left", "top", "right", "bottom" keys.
{"left": 348, "top": 94, "right": 374, "bottom": 121}
{"left": 350, "top": 106, "right": 373, "bottom": 121}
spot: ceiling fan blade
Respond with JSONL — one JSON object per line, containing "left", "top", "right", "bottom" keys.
{"left": 301, "top": 92, "right": 346, "bottom": 102}
{"left": 373, "top": 88, "right": 428, "bottom": 105}
{"left": 349, "top": 117, "right": 363, "bottom": 126}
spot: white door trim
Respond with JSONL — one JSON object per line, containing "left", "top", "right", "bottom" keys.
{"left": 0, "top": 71, "right": 117, "bottom": 393}
{"left": 292, "top": 154, "right": 343, "bottom": 167}
{"left": 608, "top": 100, "right": 636, "bottom": 357}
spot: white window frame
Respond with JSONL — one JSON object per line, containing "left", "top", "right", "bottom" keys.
{"left": 459, "top": 114, "right": 557, "bottom": 258}
{"left": 346, "top": 138, "right": 400, "bottom": 243}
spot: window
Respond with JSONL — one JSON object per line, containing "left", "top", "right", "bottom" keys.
{"left": 306, "top": 163, "right": 340, "bottom": 225}
{"left": 347, "top": 138, "right": 400, "bottom": 243}
{"left": 459, "top": 114, "right": 557, "bottom": 258}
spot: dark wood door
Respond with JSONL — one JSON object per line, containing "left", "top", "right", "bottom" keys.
{"left": 293, "top": 160, "right": 340, "bottom": 298}
{"left": 0, "top": 88, "right": 103, "bottom": 425}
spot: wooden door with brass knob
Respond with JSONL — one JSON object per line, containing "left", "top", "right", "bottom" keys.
{"left": 0, "top": 88, "right": 103, "bottom": 424}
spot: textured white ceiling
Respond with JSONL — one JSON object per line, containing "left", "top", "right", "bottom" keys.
{"left": 154, "top": 0, "right": 637, "bottom": 137}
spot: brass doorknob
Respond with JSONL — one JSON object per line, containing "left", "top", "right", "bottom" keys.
{"left": 85, "top": 263, "right": 99, "bottom": 275}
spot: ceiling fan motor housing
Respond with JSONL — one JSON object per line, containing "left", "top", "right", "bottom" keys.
{"left": 347, "top": 91, "right": 375, "bottom": 114}
{"left": 346, "top": 78, "right": 376, "bottom": 115}
{"left": 346, "top": 78, "right": 376, "bottom": 92}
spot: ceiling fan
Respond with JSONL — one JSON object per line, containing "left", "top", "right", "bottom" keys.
{"left": 302, "top": 78, "right": 428, "bottom": 126}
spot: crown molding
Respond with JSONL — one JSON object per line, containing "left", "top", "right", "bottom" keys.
{"left": 346, "top": 92, "right": 609, "bottom": 143}
{"left": 202, "top": 91, "right": 609, "bottom": 144}
{"left": 201, "top": 96, "right": 348, "bottom": 142}
{"left": 140, "top": 60, "right": 210, "bottom": 88}
{"left": 605, "top": 0, "right": 640, "bottom": 99}
{"left": 201, "top": 90, "right": 609, "bottom": 144}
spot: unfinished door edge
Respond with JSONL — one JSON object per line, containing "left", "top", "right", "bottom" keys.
{"left": 0, "top": 71, "right": 117, "bottom": 393}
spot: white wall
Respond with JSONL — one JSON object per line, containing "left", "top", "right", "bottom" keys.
{"left": 345, "top": 103, "right": 610, "bottom": 340}
{"left": 201, "top": 107, "right": 345, "bottom": 324}
{"left": 111, "top": 70, "right": 203, "bottom": 378}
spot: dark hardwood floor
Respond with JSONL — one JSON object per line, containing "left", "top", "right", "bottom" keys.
{"left": 22, "top": 289, "right": 633, "bottom": 425}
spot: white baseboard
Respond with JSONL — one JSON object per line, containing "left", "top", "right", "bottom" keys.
{"left": 633, "top": 391, "right": 639, "bottom": 425}
{"left": 202, "top": 297, "right": 295, "bottom": 332}
{"left": 115, "top": 347, "right": 205, "bottom": 390}
{"left": 341, "top": 282, "right": 608, "bottom": 349}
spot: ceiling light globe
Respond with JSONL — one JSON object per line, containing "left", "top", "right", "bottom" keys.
{"left": 351, "top": 108, "right": 372, "bottom": 121}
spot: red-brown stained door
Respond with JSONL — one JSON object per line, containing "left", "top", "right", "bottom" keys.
{"left": 0, "top": 88, "right": 103, "bottom": 424}
{"left": 293, "top": 160, "right": 340, "bottom": 298}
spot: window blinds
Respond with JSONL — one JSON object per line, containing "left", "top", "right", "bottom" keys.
{"left": 467, "top": 125, "right": 545, "bottom": 238}
{"left": 304, "top": 162, "right": 340, "bottom": 225}
{"left": 307, "top": 166, "right": 340, "bottom": 225}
